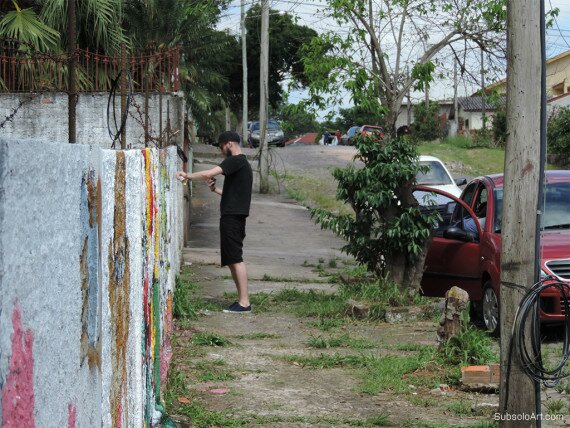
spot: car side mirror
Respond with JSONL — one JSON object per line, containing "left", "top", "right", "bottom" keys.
{"left": 455, "top": 178, "right": 467, "bottom": 186}
{"left": 444, "top": 226, "right": 475, "bottom": 242}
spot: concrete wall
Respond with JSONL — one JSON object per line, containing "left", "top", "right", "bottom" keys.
{"left": 0, "top": 93, "right": 185, "bottom": 149}
{"left": 0, "top": 138, "right": 185, "bottom": 427}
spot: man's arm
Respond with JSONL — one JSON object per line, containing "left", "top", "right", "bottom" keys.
{"left": 207, "top": 178, "right": 222, "bottom": 196}
{"left": 175, "top": 166, "right": 223, "bottom": 182}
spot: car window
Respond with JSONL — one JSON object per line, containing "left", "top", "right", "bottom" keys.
{"left": 542, "top": 182, "right": 570, "bottom": 229}
{"left": 268, "top": 121, "right": 281, "bottom": 130}
{"left": 251, "top": 122, "right": 260, "bottom": 131}
{"left": 416, "top": 161, "right": 453, "bottom": 186}
{"left": 461, "top": 182, "right": 478, "bottom": 207}
{"left": 348, "top": 126, "right": 359, "bottom": 136}
{"left": 473, "top": 185, "right": 488, "bottom": 218}
{"left": 413, "top": 190, "right": 456, "bottom": 236}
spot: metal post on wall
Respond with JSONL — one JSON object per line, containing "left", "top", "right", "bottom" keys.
{"left": 67, "top": 0, "right": 77, "bottom": 144}
{"left": 120, "top": 43, "right": 127, "bottom": 149}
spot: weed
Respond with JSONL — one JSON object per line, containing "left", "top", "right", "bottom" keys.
{"left": 307, "top": 334, "right": 375, "bottom": 350}
{"left": 319, "top": 257, "right": 325, "bottom": 264}
{"left": 311, "top": 317, "right": 345, "bottom": 331}
{"left": 233, "top": 332, "right": 280, "bottom": 340}
{"left": 174, "top": 275, "right": 198, "bottom": 319}
{"left": 191, "top": 332, "right": 231, "bottom": 347}
{"left": 328, "top": 259, "right": 338, "bottom": 268}
{"left": 395, "top": 343, "right": 425, "bottom": 352}
{"left": 544, "top": 399, "right": 566, "bottom": 415}
{"left": 407, "top": 396, "right": 436, "bottom": 408}
{"left": 447, "top": 400, "right": 472, "bottom": 416}
{"left": 555, "top": 380, "right": 570, "bottom": 394}
{"left": 439, "top": 311, "right": 498, "bottom": 366}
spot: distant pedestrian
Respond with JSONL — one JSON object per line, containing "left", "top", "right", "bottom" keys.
{"left": 323, "top": 131, "right": 331, "bottom": 145}
{"left": 175, "top": 131, "right": 253, "bottom": 313}
{"left": 335, "top": 130, "right": 341, "bottom": 145}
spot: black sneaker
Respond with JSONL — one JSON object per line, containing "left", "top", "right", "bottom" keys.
{"left": 223, "top": 302, "right": 252, "bottom": 313}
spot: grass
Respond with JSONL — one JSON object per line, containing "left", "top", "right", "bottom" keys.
{"left": 283, "top": 346, "right": 455, "bottom": 394}
{"left": 418, "top": 139, "right": 506, "bottom": 177}
{"left": 174, "top": 269, "right": 224, "bottom": 320}
{"left": 191, "top": 332, "right": 231, "bottom": 347}
{"left": 195, "top": 360, "right": 236, "bottom": 382}
{"left": 544, "top": 399, "right": 567, "bottom": 416}
{"left": 280, "top": 172, "right": 351, "bottom": 214}
{"left": 306, "top": 334, "right": 376, "bottom": 350}
{"left": 447, "top": 400, "right": 472, "bottom": 416}
{"left": 232, "top": 332, "right": 281, "bottom": 340}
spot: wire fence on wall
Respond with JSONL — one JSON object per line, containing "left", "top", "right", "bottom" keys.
{"left": 0, "top": 40, "right": 180, "bottom": 94}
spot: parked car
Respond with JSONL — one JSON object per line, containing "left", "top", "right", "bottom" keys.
{"left": 359, "top": 125, "right": 384, "bottom": 138}
{"left": 340, "top": 125, "right": 361, "bottom": 145}
{"left": 415, "top": 155, "right": 465, "bottom": 199}
{"left": 248, "top": 120, "right": 285, "bottom": 148}
{"left": 416, "top": 171, "right": 570, "bottom": 335}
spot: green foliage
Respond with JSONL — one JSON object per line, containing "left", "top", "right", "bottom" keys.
{"left": 491, "top": 108, "right": 507, "bottom": 147}
{"left": 311, "top": 134, "right": 440, "bottom": 279}
{"left": 276, "top": 103, "right": 318, "bottom": 139}
{"left": 411, "top": 102, "right": 443, "bottom": 141}
{"left": 173, "top": 275, "right": 197, "bottom": 319}
{"left": 439, "top": 309, "right": 498, "bottom": 366}
{"left": 0, "top": 1, "right": 60, "bottom": 51}
{"left": 547, "top": 106, "right": 570, "bottom": 156}
{"left": 336, "top": 105, "right": 386, "bottom": 131}
{"left": 191, "top": 332, "right": 231, "bottom": 347}
{"left": 411, "top": 61, "right": 435, "bottom": 92}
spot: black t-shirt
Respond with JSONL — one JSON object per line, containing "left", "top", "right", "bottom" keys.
{"left": 219, "top": 154, "right": 253, "bottom": 216}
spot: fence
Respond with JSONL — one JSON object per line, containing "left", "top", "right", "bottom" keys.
{"left": 0, "top": 40, "right": 180, "bottom": 93}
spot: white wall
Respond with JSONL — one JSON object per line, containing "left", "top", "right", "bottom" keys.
{"left": 0, "top": 93, "right": 185, "bottom": 149}
{"left": 0, "top": 138, "right": 185, "bottom": 427}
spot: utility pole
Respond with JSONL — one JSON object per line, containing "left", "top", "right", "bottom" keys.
{"left": 481, "top": 48, "right": 486, "bottom": 130}
{"left": 258, "top": 0, "right": 270, "bottom": 193}
{"left": 225, "top": 103, "right": 231, "bottom": 131}
{"left": 241, "top": 0, "right": 248, "bottom": 147}
{"left": 67, "top": 0, "right": 76, "bottom": 144}
{"left": 499, "top": 1, "right": 543, "bottom": 425}
{"left": 450, "top": 58, "right": 458, "bottom": 137}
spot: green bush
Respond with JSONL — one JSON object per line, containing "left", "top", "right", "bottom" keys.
{"left": 547, "top": 106, "right": 570, "bottom": 155}
{"left": 492, "top": 107, "right": 507, "bottom": 147}
{"left": 411, "top": 102, "right": 444, "bottom": 141}
{"left": 311, "top": 134, "right": 440, "bottom": 288}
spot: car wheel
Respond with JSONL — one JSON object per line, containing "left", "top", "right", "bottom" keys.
{"left": 482, "top": 283, "right": 500, "bottom": 336}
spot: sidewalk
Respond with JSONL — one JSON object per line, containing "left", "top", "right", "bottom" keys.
{"left": 183, "top": 143, "right": 348, "bottom": 292}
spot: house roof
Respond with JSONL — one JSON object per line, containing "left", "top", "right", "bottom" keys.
{"left": 458, "top": 96, "right": 505, "bottom": 112}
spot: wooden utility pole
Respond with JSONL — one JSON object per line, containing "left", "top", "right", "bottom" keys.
{"left": 480, "top": 48, "right": 486, "bottom": 130}
{"left": 499, "top": 1, "right": 542, "bottom": 425}
{"left": 241, "top": 0, "right": 248, "bottom": 147}
{"left": 67, "top": 0, "right": 76, "bottom": 144}
{"left": 225, "top": 103, "right": 231, "bottom": 131}
{"left": 258, "top": 0, "right": 270, "bottom": 193}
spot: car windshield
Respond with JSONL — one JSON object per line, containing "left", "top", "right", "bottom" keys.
{"left": 494, "top": 182, "right": 570, "bottom": 232}
{"left": 416, "top": 161, "right": 454, "bottom": 186}
{"left": 251, "top": 121, "right": 280, "bottom": 131}
{"left": 348, "top": 126, "right": 359, "bottom": 136}
{"left": 362, "top": 126, "right": 383, "bottom": 134}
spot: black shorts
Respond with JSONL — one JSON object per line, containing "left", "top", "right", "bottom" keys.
{"left": 220, "top": 215, "right": 247, "bottom": 267}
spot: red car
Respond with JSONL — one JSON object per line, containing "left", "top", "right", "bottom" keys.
{"left": 416, "top": 171, "right": 570, "bottom": 335}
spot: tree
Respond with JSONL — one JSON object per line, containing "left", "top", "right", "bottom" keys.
{"left": 311, "top": 134, "right": 439, "bottom": 290}
{"left": 411, "top": 101, "right": 443, "bottom": 141}
{"left": 547, "top": 106, "right": 570, "bottom": 159}
{"left": 242, "top": 5, "right": 317, "bottom": 115}
{"left": 274, "top": 102, "right": 317, "bottom": 139}
{"left": 301, "top": 0, "right": 507, "bottom": 132}
{"left": 336, "top": 105, "right": 385, "bottom": 131}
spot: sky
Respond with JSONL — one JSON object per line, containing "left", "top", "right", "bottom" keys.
{"left": 217, "top": 0, "right": 570, "bottom": 120}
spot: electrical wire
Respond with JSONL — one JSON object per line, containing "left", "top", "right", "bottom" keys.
{"left": 107, "top": 71, "right": 133, "bottom": 149}
{"left": 512, "top": 277, "right": 570, "bottom": 384}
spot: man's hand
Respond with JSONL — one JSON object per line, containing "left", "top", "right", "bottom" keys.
{"left": 207, "top": 178, "right": 216, "bottom": 192}
{"left": 175, "top": 171, "right": 188, "bottom": 182}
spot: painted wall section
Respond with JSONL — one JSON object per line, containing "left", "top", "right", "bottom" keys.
{"left": 0, "top": 138, "right": 186, "bottom": 427}
{"left": 0, "top": 93, "right": 185, "bottom": 149}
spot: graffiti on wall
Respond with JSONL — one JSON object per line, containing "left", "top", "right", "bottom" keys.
{"left": 1, "top": 303, "right": 35, "bottom": 428}
{"left": 108, "top": 152, "right": 131, "bottom": 427}
{"left": 80, "top": 169, "right": 102, "bottom": 370}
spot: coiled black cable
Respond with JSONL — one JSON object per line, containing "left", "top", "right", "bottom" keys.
{"left": 513, "top": 276, "right": 570, "bottom": 384}
{"left": 107, "top": 71, "right": 133, "bottom": 149}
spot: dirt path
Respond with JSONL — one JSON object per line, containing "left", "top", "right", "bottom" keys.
{"left": 165, "top": 144, "right": 567, "bottom": 428}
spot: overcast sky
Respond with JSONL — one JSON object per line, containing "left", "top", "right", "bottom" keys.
{"left": 217, "top": 0, "right": 570, "bottom": 120}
